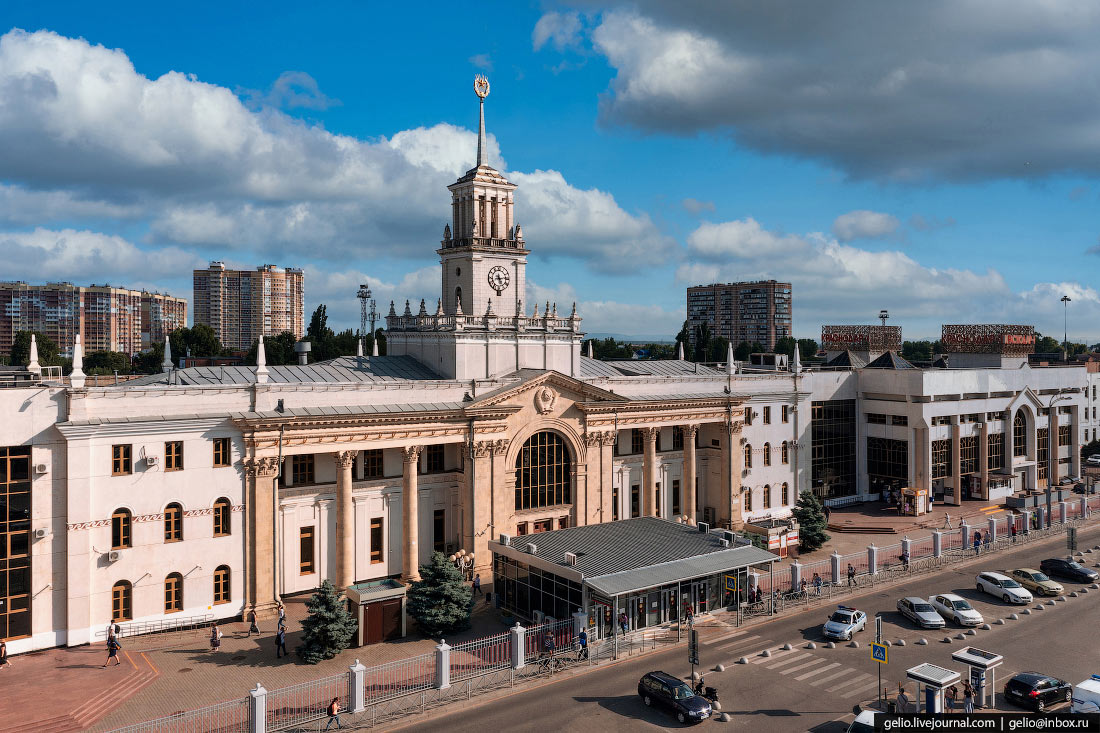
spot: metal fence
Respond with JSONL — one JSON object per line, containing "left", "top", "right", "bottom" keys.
{"left": 841, "top": 551, "right": 869, "bottom": 577}
{"left": 97, "top": 613, "right": 214, "bottom": 641}
{"left": 450, "top": 630, "right": 511, "bottom": 683}
{"left": 364, "top": 651, "right": 436, "bottom": 704}
{"left": 106, "top": 698, "right": 249, "bottom": 733}
{"left": 524, "top": 618, "right": 574, "bottom": 662}
{"left": 909, "top": 535, "right": 935, "bottom": 558}
{"left": 266, "top": 672, "right": 348, "bottom": 731}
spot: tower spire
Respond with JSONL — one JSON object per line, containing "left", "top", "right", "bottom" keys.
{"left": 474, "top": 75, "right": 490, "bottom": 167}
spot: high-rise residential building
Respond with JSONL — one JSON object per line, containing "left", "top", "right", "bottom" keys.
{"left": 193, "top": 263, "right": 305, "bottom": 351}
{"left": 686, "top": 280, "right": 792, "bottom": 352}
{"left": 0, "top": 282, "right": 186, "bottom": 358}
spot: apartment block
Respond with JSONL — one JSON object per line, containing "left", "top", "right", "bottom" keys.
{"left": 193, "top": 263, "right": 305, "bottom": 351}
{"left": 0, "top": 282, "right": 186, "bottom": 358}
{"left": 687, "top": 280, "right": 792, "bottom": 351}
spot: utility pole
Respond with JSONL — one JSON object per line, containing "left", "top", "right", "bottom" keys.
{"left": 357, "top": 284, "right": 376, "bottom": 350}
{"left": 878, "top": 309, "right": 889, "bottom": 327}
{"left": 1061, "top": 295, "right": 1071, "bottom": 356}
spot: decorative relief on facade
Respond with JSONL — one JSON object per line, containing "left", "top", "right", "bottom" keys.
{"left": 243, "top": 455, "right": 280, "bottom": 477}
{"left": 492, "top": 438, "right": 509, "bottom": 455}
{"left": 66, "top": 505, "right": 244, "bottom": 532}
{"left": 473, "top": 440, "right": 495, "bottom": 458}
{"left": 534, "top": 386, "right": 556, "bottom": 414}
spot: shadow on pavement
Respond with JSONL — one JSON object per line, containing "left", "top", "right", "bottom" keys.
{"left": 572, "top": 694, "right": 695, "bottom": 728}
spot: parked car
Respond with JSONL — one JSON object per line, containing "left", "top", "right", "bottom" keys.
{"left": 1040, "top": 558, "right": 1100, "bottom": 583}
{"left": 1003, "top": 672, "right": 1072, "bottom": 712}
{"left": 896, "top": 597, "right": 945, "bottom": 629}
{"left": 1071, "top": 675, "right": 1100, "bottom": 714}
{"left": 1086, "top": 454, "right": 1100, "bottom": 466}
{"left": 638, "top": 671, "right": 712, "bottom": 724}
{"left": 847, "top": 709, "right": 880, "bottom": 732}
{"left": 975, "top": 572, "right": 1032, "bottom": 604}
{"left": 822, "top": 606, "right": 867, "bottom": 641}
{"left": 1008, "top": 568, "right": 1064, "bottom": 596}
{"left": 928, "top": 593, "right": 983, "bottom": 626}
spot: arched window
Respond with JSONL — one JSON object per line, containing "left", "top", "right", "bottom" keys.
{"left": 1013, "top": 409, "right": 1027, "bottom": 457}
{"left": 782, "top": 482, "right": 790, "bottom": 506}
{"left": 213, "top": 498, "right": 231, "bottom": 537}
{"left": 781, "top": 441, "right": 789, "bottom": 465}
{"left": 514, "top": 431, "right": 572, "bottom": 510}
{"left": 111, "top": 508, "right": 132, "bottom": 549}
{"left": 164, "top": 572, "right": 183, "bottom": 613}
{"left": 164, "top": 503, "right": 183, "bottom": 542}
{"left": 763, "top": 443, "right": 772, "bottom": 466}
{"left": 112, "top": 580, "right": 132, "bottom": 622}
{"left": 213, "top": 565, "right": 231, "bottom": 605}
{"left": 744, "top": 487, "right": 753, "bottom": 512}
{"left": 763, "top": 484, "right": 772, "bottom": 509}
{"left": 744, "top": 443, "right": 753, "bottom": 469}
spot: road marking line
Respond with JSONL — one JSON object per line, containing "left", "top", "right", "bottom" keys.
{"left": 778, "top": 658, "right": 825, "bottom": 676}
{"left": 794, "top": 662, "right": 841, "bottom": 681}
{"left": 749, "top": 648, "right": 800, "bottom": 664}
{"left": 715, "top": 638, "right": 770, "bottom": 656}
{"left": 840, "top": 679, "right": 883, "bottom": 698}
{"left": 826, "top": 673, "right": 873, "bottom": 693}
{"left": 764, "top": 652, "right": 811, "bottom": 670}
{"left": 715, "top": 633, "right": 759, "bottom": 650}
{"left": 706, "top": 629, "right": 748, "bottom": 646}
{"left": 810, "top": 668, "right": 855, "bottom": 687}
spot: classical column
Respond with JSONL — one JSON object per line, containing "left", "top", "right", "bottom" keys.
{"left": 335, "top": 450, "right": 357, "bottom": 591}
{"left": 683, "top": 425, "right": 698, "bottom": 524}
{"left": 950, "top": 422, "right": 962, "bottom": 507}
{"left": 402, "top": 446, "right": 423, "bottom": 582}
{"left": 642, "top": 427, "right": 659, "bottom": 516}
{"left": 978, "top": 421, "right": 989, "bottom": 501}
{"left": 244, "top": 456, "right": 281, "bottom": 617}
{"left": 728, "top": 419, "right": 743, "bottom": 529}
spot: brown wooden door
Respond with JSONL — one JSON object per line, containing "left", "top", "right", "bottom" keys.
{"left": 365, "top": 602, "right": 384, "bottom": 645}
{"left": 381, "top": 599, "right": 402, "bottom": 640}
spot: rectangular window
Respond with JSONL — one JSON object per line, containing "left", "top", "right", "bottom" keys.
{"left": 866, "top": 413, "right": 887, "bottom": 424}
{"left": 0, "top": 447, "right": 32, "bottom": 639}
{"left": 672, "top": 479, "right": 681, "bottom": 516}
{"left": 213, "top": 567, "right": 230, "bottom": 604}
{"left": 424, "top": 444, "right": 445, "bottom": 473}
{"left": 112, "top": 444, "right": 132, "bottom": 475}
{"left": 164, "top": 504, "right": 183, "bottom": 542}
{"left": 299, "top": 526, "right": 315, "bottom": 574}
{"left": 1037, "top": 428, "right": 1049, "bottom": 483}
{"left": 532, "top": 519, "right": 553, "bottom": 533}
{"left": 867, "top": 436, "right": 909, "bottom": 492}
{"left": 811, "top": 399, "right": 857, "bottom": 502}
{"left": 164, "top": 440, "right": 183, "bottom": 471}
{"left": 781, "top": 483, "right": 790, "bottom": 506}
{"left": 960, "top": 436, "right": 978, "bottom": 474}
{"left": 558, "top": 516, "right": 569, "bottom": 530}
{"left": 744, "top": 488, "right": 752, "bottom": 512}
{"left": 612, "top": 484, "right": 619, "bottom": 521}
{"left": 890, "top": 415, "right": 908, "bottom": 427}
{"left": 744, "top": 407, "right": 753, "bottom": 426}
{"left": 672, "top": 426, "right": 684, "bottom": 451}
{"left": 370, "top": 518, "right": 384, "bottom": 564}
{"left": 1058, "top": 424, "right": 1070, "bottom": 447}
{"left": 987, "top": 433, "right": 1004, "bottom": 471}
{"left": 631, "top": 484, "right": 640, "bottom": 518}
{"left": 782, "top": 405, "right": 790, "bottom": 423}
{"left": 931, "top": 439, "right": 952, "bottom": 479}
{"left": 763, "top": 406, "right": 771, "bottom": 424}
{"left": 362, "top": 449, "right": 384, "bottom": 479}
{"left": 212, "top": 437, "right": 231, "bottom": 467}
{"left": 631, "top": 429, "right": 643, "bottom": 454}
{"left": 292, "top": 454, "right": 315, "bottom": 485}
{"left": 433, "top": 509, "right": 445, "bottom": 553}
{"left": 763, "top": 485, "right": 772, "bottom": 509}
{"left": 516, "top": 522, "right": 528, "bottom": 536}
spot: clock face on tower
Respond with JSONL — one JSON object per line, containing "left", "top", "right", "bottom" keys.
{"left": 487, "top": 265, "right": 510, "bottom": 295}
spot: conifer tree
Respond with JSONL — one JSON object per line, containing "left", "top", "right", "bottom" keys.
{"left": 296, "top": 579, "right": 358, "bottom": 664}
{"left": 791, "top": 490, "right": 830, "bottom": 553}
{"left": 407, "top": 552, "right": 473, "bottom": 637}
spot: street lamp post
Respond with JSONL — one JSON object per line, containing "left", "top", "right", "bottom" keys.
{"left": 1045, "top": 391, "right": 1072, "bottom": 528}
{"left": 1061, "top": 295, "right": 1071, "bottom": 356}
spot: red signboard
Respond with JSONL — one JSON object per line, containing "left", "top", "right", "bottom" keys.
{"left": 941, "top": 324, "right": 1035, "bottom": 355}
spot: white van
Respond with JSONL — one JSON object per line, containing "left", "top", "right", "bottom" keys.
{"left": 1071, "top": 675, "right": 1100, "bottom": 713}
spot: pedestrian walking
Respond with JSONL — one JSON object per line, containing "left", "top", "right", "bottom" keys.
{"left": 962, "top": 682, "right": 975, "bottom": 713}
{"left": 896, "top": 687, "right": 910, "bottom": 714}
{"left": 945, "top": 684, "right": 958, "bottom": 713}
{"left": 103, "top": 636, "right": 123, "bottom": 667}
{"left": 618, "top": 612, "right": 628, "bottom": 634}
{"left": 0, "top": 640, "right": 10, "bottom": 670}
{"left": 276, "top": 627, "right": 287, "bottom": 658}
{"left": 847, "top": 563, "right": 855, "bottom": 587}
{"left": 800, "top": 578, "right": 808, "bottom": 596}
{"left": 813, "top": 573, "right": 822, "bottom": 596}
{"left": 983, "top": 529, "right": 991, "bottom": 549}
{"left": 106, "top": 621, "right": 115, "bottom": 641}
{"left": 973, "top": 530, "right": 982, "bottom": 555}
{"left": 901, "top": 550, "right": 910, "bottom": 569}
{"left": 543, "top": 631, "right": 555, "bottom": 659}
{"left": 943, "top": 512, "right": 952, "bottom": 529}
{"left": 246, "top": 608, "right": 259, "bottom": 637}
{"left": 323, "top": 698, "right": 343, "bottom": 730}
{"left": 684, "top": 603, "right": 694, "bottom": 627}
{"left": 472, "top": 573, "right": 482, "bottom": 596}
{"left": 577, "top": 628, "right": 589, "bottom": 660}
{"left": 1011, "top": 522, "right": 1018, "bottom": 543}
{"left": 277, "top": 602, "right": 286, "bottom": 628}
{"left": 210, "top": 624, "right": 223, "bottom": 652}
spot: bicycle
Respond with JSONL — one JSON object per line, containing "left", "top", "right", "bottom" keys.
{"left": 536, "top": 653, "right": 566, "bottom": 674}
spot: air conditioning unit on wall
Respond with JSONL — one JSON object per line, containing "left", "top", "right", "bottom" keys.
{"left": 108, "top": 550, "right": 122, "bottom": 562}
{"left": 34, "top": 462, "right": 48, "bottom": 475}
{"left": 34, "top": 528, "right": 48, "bottom": 539}
{"left": 145, "top": 455, "right": 159, "bottom": 467}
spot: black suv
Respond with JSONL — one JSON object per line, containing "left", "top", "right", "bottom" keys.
{"left": 1004, "top": 672, "right": 1072, "bottom": 712}
{"left": 638, "top": 671, "right": 712, "bottom": 724}
{"left": 1040, "top": 558, "right": 1100, "bottom": 583}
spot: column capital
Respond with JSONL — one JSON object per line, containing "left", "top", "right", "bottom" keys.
{"left": 584, "top": 430, "right": 615, "bottom": 447}
{"left": 642, "top": 426, "right": 659, "bottom": 442}
{"left": 402, "top": 445, "right": 423, "bottom": 463}
{"left": 335, "top": 449, "right": 357, "bottom": 469}
{"left": 473, "top": 440, "right": 495, "bottom": 458}
{"left": 243, "top": 455, "right": 280, "bottom": 478}
{"left": 683, "top": 424, "right": 699, "bottom": 439}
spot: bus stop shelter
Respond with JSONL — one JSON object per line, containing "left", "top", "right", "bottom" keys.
{"left": 906, "top": 663, "right": 960, "bottom": 713}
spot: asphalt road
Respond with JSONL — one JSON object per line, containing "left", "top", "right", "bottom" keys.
{"left": 393, "top": 526, "right": 1100, "bottom": 733}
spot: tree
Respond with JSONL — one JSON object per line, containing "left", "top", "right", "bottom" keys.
{"left": 406, "top": 552, "right": 473, "bottom": 638}
{"left": 296, "top": 579, "right": 358, "bottom": 664}
{"left": 85, "top": 351, "right": 132, "bottom": 375}
{"left": 692, "top": 323, "right": 711, "bottom": 363}
{"left": 774, "top": 336, "right": 797, "bottom": 358}
{"left": 791, "top": 490, "right": 830, "bottom": 553}
{"left": 373, "top": 328, "right": 387, "bottom": 356}
{"left": 245, "top": 331, "right": 300, "bottom": 366}
{"left": 133, "top": 343, "right": 164, "bottom": 374}
{"left": 169, "top": 324, "right": 222, "bottom": 359}
{"left": 796, "top": 338, "right": 818, "bottom": 361}
{"left": 1082, "top": 440, "right": 1100, "bottom": 459}
{"left": 1035, "top": 334, "right": 1062, "bottom": 353}
{"left": 10, "top": 330, "right": 60, "bottom": 366}
{"left": 675, "top": 321, "right": 691, "bottom": 359}
{"left": 734, "top": 340, "right": 752, "bottom": 361}
{"left": 901, "top": 340, "right": 934, "bottom": 361}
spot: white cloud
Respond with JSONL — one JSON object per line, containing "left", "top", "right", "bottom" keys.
{"left": 681, "top": 197, "right": 715, "bottom": 215}
{"left": 832, "top": 210, "right": 900, "bottom": 241}
{"left": 533, "top": 12, "right": 583, "bottom": 52}
{"left": 240, "top": 71, "right": 340, "bottom": 111}
{"left": 468, "top": 53, "right": 493, "bottom": 71}
{"left": 589, "top": 5, "right": 1100, "bottom": 181}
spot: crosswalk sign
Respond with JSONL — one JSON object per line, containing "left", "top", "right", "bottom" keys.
{"left": 871, "top": 643, "right": 888, "bottom": 664}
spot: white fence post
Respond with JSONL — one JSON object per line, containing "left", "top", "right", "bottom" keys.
{"left": 748, "top": 570, "right": 760, "bottom": 595}
{"left": 790, "top": 561, "right": 802, "bottom": 592}
{"left": 1082, "top": 496, "right": 1089, "bottom": 519}
{"left": 510, "top": 623, "right": 526, "bottom": 669}
{"left": 988, "top": 516, "right": 997, "bottom": 544}
{"left": 572, "top": 610, "right": 588, "bottom": 638}
{"left": 249, "top": 683, "right": 267, "bottom": 733}
{"left": 1059, "top": 501, "right": 1067, "bottom": 525}
{"left": 435, "top": 640, "right": 451, "bottom": 690}
{"left": 1036, "top": 506, "right": 1046, "bottom": 530}
{"left": 867, "top": 544, "right": 878, "bottom": 576}
{"left": 349, "top": 659, "right": 366, "bottom": 713}
{"left": 830, "top": 551, "right": 841, "bottom": 584}
{"left": 961, "top": 523, "right": 971, "bottom": 552}
{"left": 1023, "top": 509, "right": 1032, "bottom": 534}
{"left": 932, "top": 531, "right": 943, "bottom": 558}
{"left": 901, "top": 536, "right": 912, "bottom": 563}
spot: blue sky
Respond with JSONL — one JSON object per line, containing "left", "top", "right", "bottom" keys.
{"left": 1, "top": 1, "right": 1098, "bottom": 343}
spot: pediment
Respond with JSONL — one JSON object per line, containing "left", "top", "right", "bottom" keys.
{"left": 1006, "top": 386, "right": 1043, "bottom": 415}
{"left": 468, "top": 370, "right": 626, "bottom": 411}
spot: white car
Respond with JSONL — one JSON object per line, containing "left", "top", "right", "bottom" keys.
{"left": 929, "top": 593, "right": 984, "bottom": 627}
{"left": 976, "top": 572, "right": 1033, "bottom": 604}
{"left": 1086, "top": 454, "right": 1100, "bottom": 466}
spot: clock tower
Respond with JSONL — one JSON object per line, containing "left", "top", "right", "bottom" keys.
{"left": 439, "top": 75, "right": 527, "bottom": 319}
